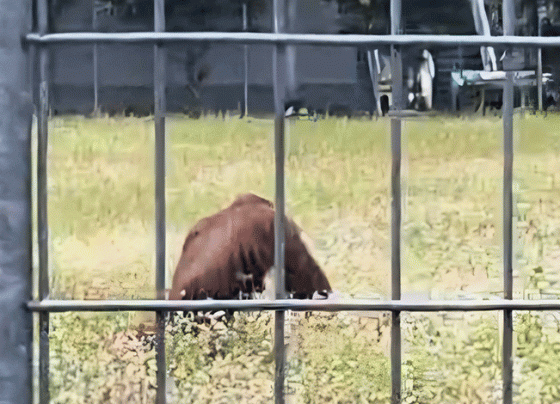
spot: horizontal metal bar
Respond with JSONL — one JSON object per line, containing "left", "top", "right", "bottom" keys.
{"left": 24, "top": 32, "right": 560, "bottom": 47}
{"left": 27, "top": 299, "right": 560, "bottom": 313}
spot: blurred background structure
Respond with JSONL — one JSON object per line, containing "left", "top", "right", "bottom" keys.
{"left": 37, "top": 0, "right": 560, "bottom": 116}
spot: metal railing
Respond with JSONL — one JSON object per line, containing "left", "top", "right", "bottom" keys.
{"left": 21, "top": 0, "right": 555, "bottom": 403}
{"left": 24, "top": 31, "right": 560, "bottom": 47}
{"left": 27, "top": 299, "right": 560, "bottom": 313}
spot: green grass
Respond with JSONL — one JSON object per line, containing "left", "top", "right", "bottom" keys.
{"left": 44, "top": 112, "right": 560, "bottom": 403}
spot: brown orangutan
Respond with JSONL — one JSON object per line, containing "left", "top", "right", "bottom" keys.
{"left": 169, "top": 193, "right": 331, "bottom": 301}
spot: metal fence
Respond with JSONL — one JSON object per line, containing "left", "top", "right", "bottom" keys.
{"left": 3, "top": 0, "right": 560, "bottom": 403}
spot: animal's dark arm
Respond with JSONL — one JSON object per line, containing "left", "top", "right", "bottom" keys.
{"left": 284, "top": 220, "right": 331, "bottom": 296}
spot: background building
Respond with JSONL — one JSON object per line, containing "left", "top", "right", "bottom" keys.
{"left": 38, "top": 0, "right": 560, "bottom": 115}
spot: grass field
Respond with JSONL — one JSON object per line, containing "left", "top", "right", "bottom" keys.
{"left": 41, "top": 112, "right": 560, "bottom": 403}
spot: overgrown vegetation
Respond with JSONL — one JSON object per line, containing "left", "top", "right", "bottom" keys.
{"left": 44, "top": 113, "right": 560, "bottom": 403}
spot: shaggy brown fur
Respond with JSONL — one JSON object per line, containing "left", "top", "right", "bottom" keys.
{"left": 169, "top": 193, "right": 331, "bottom": 300}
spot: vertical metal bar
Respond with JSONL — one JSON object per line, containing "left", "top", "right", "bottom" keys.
{"left": 273, "top": 110, "right": 286, "bottom": 404}
{"left": 154, "top": 0, "right": 167, "bottom": 403}
{"left": 243, "top": 2, "right": 249, "bottom": 117}
{"left": 285, "top": 0, "right": 297, "bottom": 98}
{"left": 37, "top": 0, "right": 50, "bottom": 402}
{"left": 93, "top": 3, "right": 99, "bottom": 115}
{"left": 502, "top": 71, "right": 514, "bottom": 404}
{"left": 29, "top": 22, "right": 39, "bottom": 402}
{"left": 502, "top": 0, "right": 516, "bottom": 39}
{"left": 390, "top": 118, "right": 402, "bottom": 404}
{"left": 390, "top": 1, "right": 402, "bottom": 403}
{"left": 93, "top": 45, "right": 99, "bottom": 114}
{"left": 390, "top": 0, "right": 401, "bottom": 37}
{"left": 502, "top": 2, "right": 514, "bottom": 402}
{"left": 537, "top": 48, "right": 543, "bottom": 111}
{"left": 272, "top": 0, "right": 286, "bottom": 402}
{"left": 537, "top": 0, "right": 546, "bottom": 111}
{"left": 0, "top": 2, "right": 34, "bottom": 403}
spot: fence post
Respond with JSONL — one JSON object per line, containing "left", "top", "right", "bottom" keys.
{"left": 272, "top": 0, "right": 287, "bottom": 402}
{"left": 92, "top": 2, "right": 99, "bottom": 115}
{"left": 0, "top": 1, "right": 34, "bottom": 403}
{"left": 502, "top": 1, "right": 515, "bottom": 403}
{"left": 154, "top": 0, "right": 167, "bottom": 403}
{"left": 502, "top": 70, "right": 514, "bottom": 404}
{"left": 36, "top": 0, "right": 50, "bottom": 402}
{"left": 390, "top": 0, "right": 402, "bottom": 403}
{"left": 537, "top": 0, "right": 546, "bottom": 111}
{"left": 243, "top": 2, "right": 249, "bottom": 117}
